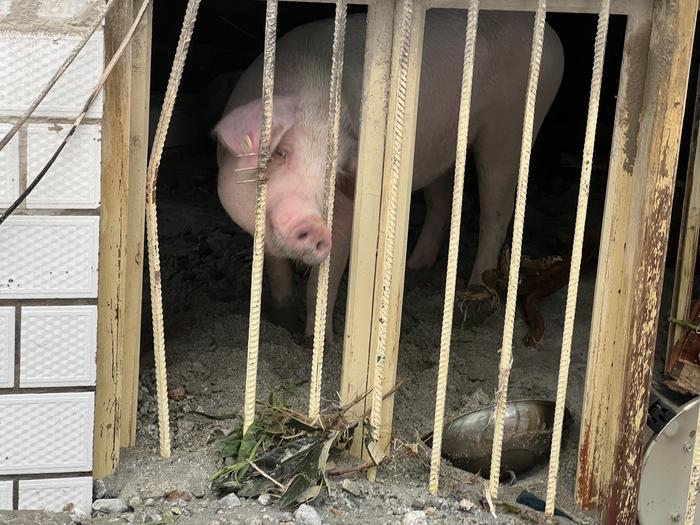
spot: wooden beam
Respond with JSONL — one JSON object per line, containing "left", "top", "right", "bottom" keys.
{"left": 666, "top": 69, "right": 700, "bottom": 372}
{"left": 94, "top": 0, "right": 134, "bottom": 477}
{"left": 340, "top": 0, "right": 395, "bottom": 458}
{"left": 603, "top": 1, "right": 698, "bottom": 521}
{"left": 576, "top": 4, "right": 652, "bottom": 509}
{"left": 270, "top": 0, "right": 640, "bottom": 15}
{"left": 578, "top": 1, "right": 698, "bottom": 523}
{"left": 120, "top": 0, "right": 152, "bottom": 449}
{"left": 367, "top": 0, "right": 426, "bottom": 460}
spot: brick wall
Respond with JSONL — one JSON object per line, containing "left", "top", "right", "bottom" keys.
{"left": 0, "top": 0, "right": 105, "bottom": 514}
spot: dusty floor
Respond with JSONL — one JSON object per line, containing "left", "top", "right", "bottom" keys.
{"left": 9, "top": 147, "right": 686, "bottom": 525}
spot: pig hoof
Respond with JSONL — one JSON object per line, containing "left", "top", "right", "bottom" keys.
{"left": 455, "top": 284, "right": 500, "bottom": 327}
{"left": 265, "top": 300, "right": 304, "bottom": 335}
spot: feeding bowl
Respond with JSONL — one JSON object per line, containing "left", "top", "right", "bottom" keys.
{"left": 425, "top": 399, "right": 565, "bottom": 477}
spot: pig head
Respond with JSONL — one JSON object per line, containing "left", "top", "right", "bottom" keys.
{"left": 215, "top": 95, "right": 354, "bottom": 267}
{"left": 215, "top": 91, "right": 359, "bottom": 340}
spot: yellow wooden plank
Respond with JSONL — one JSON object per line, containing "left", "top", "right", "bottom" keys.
{"left": 94, "top": 0, "right": 134, "bottom": 477}
{"left": 666, "top": 71, "right": 700, "bottom": 372}
{"left": 575, "top": 2, "right": 652, "bottom": 509}
{"left": 120, "top": 0, "right": 152, "bottom": 449}
{"left": 577, "top": 1, "right": 699, "bottom": 522}
{"left": 340, "top": 0, "right": 395, "bottom": 457}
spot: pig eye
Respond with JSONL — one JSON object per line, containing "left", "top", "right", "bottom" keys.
{"left": 273, "top": 148, "right": 287, "bottom": 163}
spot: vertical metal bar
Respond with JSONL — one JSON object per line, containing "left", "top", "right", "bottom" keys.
{"left": 489, "top": 0, "right": 547, "bottom": 499}
{"left": 544, "top": 0, "right": 609, "bottom": 517}
{"left": 243, "top": 0, "right": 279, "bottom": 434}
{"left": 309, "top": 0, "right": 348, "bottom": 422}
{"left": 145, "top": 0, "right": 201, "bottom": 458}
{"left": 428, "top": 0, "right": 480, "bottom": 496}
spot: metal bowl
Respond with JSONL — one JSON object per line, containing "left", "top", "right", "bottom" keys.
{"left": 425, "top": 399, "right": 564, "bottom": 476}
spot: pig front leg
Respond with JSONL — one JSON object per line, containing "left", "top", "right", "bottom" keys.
{"left": 265, "top": 254, "right": 304, "bottom": 334}
{"left": 458, "top": 125, "right": 521, "bottom": 324}
{"left": 304, "top": 191, "right": 354, "bottom": 345}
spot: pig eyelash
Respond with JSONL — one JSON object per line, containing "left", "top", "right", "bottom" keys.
{"left": 235, "top": 178, "right": 259, "bottom": 184}
{"left": 234, "top": 152, "right": 259, "bottom": 158}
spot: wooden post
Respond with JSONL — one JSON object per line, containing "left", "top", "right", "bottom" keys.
{"left": 577, "top": 1, "right": 698, "bottom": 522}
{"left": 94, "top": 0, "right": 134, "bottom": 477}
{"left": 368, "top": 0, "right": 425, "bottom": 461}
{"left": 120, "top": 0, "right": 152, "bottom": 449}
{"left": 575, "top": 2, "right": 652, "bottom": 508}
{"left": 666, "top": 69, "right": 700, "bottom": 371}
{"left": 340, "top": 0, "right": 395, "bottom": 458}
{"left": 340, "top": 0, "right": 426, "bottom": 463}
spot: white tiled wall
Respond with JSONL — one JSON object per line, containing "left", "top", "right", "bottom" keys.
{"left": 0, "top": 31, "right": 103, "bottom": 118}
{"left": 0, "top": 3, "right": 105, "bottom": 513}
{"left": 0, "top": 216, "right": 100, "bottom": 299}
{"left": 19, "top": 477, "right": 92, "bottom": 513}
{"left": 0, "top": 123, "right": 20, "bottom": 209}
{"left": 0, "top": 480, "right": 12, "bottom": 510}
{"left": 37, "top": 0, "right": 94, "bottom": 20}
{"left": 26, "top": 124, "right": 101, "bottom": 209}
{"left": 20, "top": 306, "right": 97, "bottom": 387}
{"left": 0, "top": 392, "right": 94, "bottom": 474}
{"left": 0, "top": 307, "right": 14, "bottom": 388}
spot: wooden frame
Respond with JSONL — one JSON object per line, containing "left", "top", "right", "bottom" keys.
{"left": 666, "top": 69, "right": 700, "bottom": 375}
{"left": 94, "top": 0, "right": 151, "bottom": 476}
{"left": 577, "top": 1, "right": 698, "bottom": 523}
{"left": 102, "top": 3, "right": 699, "bottom": 523}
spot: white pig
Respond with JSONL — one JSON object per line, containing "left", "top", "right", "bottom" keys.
{"left": 215, "top": 9, "right": 564, "bottom": 342}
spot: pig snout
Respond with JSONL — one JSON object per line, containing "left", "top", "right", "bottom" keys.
{"left": 281, "top": 217, "right": 331, "bottom": 265}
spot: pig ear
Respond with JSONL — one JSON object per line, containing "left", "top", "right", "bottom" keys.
{"left": 213, "top": 95, "right": 299, "bottom": 156}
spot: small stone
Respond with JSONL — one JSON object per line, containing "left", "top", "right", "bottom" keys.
{"left": 294, "top": 504, "right": 322, "bottom": 525}
{"left": 168, "top": 386, "right": 187, "bottom": 400}
{"left": 403, "top": 510, "right": 428, "bottom": 525}
{"left": 69, "top": 508, "right": 89, "bottom": 524}
{"left": 143, "top": 498, "right": 156, "bottom": 507}
{"left": 143, "top": 513, "right": 163, "bottom": 523}
{"left": 219, "top": 493, "right": 242, "bottom": 508}
{"left": 410, "top": 498, "right": 426, "bottom": 510}
{"left": 92, "top": 498, "right": 129, "bottom": 514}
{"left": 425, "top": 506, "right": 436, "bottom": 516}
{"left": 171, "top": 506, "right": 182, "bottom": 516}
{"left": 208, "top": 521, "right": 222, "bottom": 525}
{"left": 245, "top": 518, "right": 263, "bottom": 525}
{"left": 458, "top": 499, "right": 475, "bottom": 511}
{"left": 257, "top": 494, "right": 272, "bottom": 506}
{"left": 340, "top": 479, "right": 362, "bottom": 497}
{"left": 128, "top": 496, "right": 142, "bottom": 508}
{"left": 164, "top": 489, "right": 193, "bottom": 503}
{"left": 93, "top": 479, "right": 108, "bottom": 499}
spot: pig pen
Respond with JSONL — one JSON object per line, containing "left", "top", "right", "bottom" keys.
{"left": 89, "top": 3, "right": 699, "bottom": 525}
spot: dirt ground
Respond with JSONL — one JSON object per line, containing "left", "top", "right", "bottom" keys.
{"left": 10, "top": 145, "right": 685, "bottom": 525}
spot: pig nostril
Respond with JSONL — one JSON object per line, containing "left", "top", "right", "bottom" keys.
{"left": 297, "top": 231, "right": 308, "bottom": 241}
{"left": 316, "top": 240, "right": 327, "bottom": 252}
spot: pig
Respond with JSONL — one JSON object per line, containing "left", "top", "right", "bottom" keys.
{"left": 214, "top": 9, "right": 564, "bottom": 343}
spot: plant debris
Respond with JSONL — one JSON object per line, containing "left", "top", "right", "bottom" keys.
{"left": 209, "top": 385, "right": 403, "bottom": 511}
